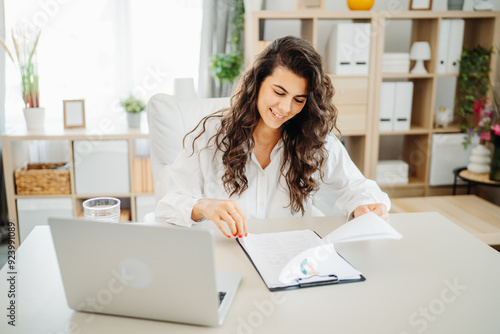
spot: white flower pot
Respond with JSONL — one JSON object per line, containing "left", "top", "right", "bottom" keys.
{"left": 127, "top": 113, "right": 141, "bottom": 128}
{"left": 244, "top": 0, "right": 263, "bottom": 13}
{"left": 23, "top": 107, "right": 45, "bottom": 130}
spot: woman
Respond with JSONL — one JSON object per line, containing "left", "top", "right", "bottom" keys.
{"left": 156, "top": 36, "right": 390, "bottom": 238}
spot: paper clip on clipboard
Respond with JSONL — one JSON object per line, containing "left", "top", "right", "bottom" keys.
{"left": 296, "top": 274, "right": 338, "bottom": 288}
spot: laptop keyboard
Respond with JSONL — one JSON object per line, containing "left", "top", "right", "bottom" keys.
{"left": 218, "top": 291, "right": 227, "bottom": 306}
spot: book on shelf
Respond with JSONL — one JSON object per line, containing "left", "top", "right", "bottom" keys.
{"left": 238, "top": 212, "right": 402, "bottom": 291}
{"left": 133, "top": 157, "right": 154, "bottom": 193}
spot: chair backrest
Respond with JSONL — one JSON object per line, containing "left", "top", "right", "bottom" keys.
{"left": 147, "top": 94, "right": 230, "bottom": 203}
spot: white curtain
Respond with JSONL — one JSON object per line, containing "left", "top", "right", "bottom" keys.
{"left": 198, "top": 0, "right": 233, "bottom": 97}
{"left": 0, "top": 0, "right": 8, "bottom": 225}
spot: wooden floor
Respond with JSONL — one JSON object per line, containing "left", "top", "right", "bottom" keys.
{"left": 391, "top": 195, "right": 500, "bottom": 246}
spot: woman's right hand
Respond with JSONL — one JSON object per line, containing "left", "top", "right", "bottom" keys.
{"left": 191, "top": 199, "right": 247, "bottom": 238}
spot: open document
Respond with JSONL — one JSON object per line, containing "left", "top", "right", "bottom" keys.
{"left": 238, "top": 212, "right": 402, "bottom": 291}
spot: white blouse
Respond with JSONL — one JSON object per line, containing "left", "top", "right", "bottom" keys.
{"left": 156, "top": 117, "right": 391, "bottom": 227}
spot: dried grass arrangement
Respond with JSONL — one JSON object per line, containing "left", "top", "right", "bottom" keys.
{"left": 0, "top": 24, "right": 41, "bottom": 108}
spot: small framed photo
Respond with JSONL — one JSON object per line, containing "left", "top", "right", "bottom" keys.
{"left": 410, "top": 0, "right": 433, "bottom": 10}
{"left": 63, "top": 100, "right": 86, "bottom": 129}
{"left": 297, "top": 0, "right": 324, "bottom": 10}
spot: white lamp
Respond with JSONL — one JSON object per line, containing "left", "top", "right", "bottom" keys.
{"left": 410, "top": 41, "right": 431, "bottom": 74}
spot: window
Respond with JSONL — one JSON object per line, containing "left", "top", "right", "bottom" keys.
{"left": 4, "top": 0, "right": 202, "bottom": 129}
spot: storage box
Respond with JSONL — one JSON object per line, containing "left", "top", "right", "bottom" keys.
{"left": 376, "top": 160, "right": 409, "bottom": 185}
{"left": 15, "top": 162, "right": 71, "bottom": 195}
{"left": 73, "top": 140, "right": 130, "bottom": 194}
{"left": 429, "top": 134, "right": 475, "bottom": 185}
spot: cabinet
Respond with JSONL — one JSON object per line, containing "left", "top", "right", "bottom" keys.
{"left": 2, "top": 124, "right": 154, "bottom": 248}
{"left": 245, "top": 10, "right": 500, "bottom": 197}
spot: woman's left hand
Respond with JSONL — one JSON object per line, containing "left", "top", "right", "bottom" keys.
{"left": 352, "top": 203, "right": 389, "bottom": 220}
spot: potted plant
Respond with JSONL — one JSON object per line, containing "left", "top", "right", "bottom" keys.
{"left": 457, "top": 46, "right": 500, "bottom": 180}
{"left": 120, "top": 95, "right": 146, "bottom": 128}
{"left": 457, "top": 46, "right": 493, "bottom": 148}
{"left": 489, "top": 84, "right": 500, "bottom": 181}
{"left": 0, "top": 27, "right": 43, "bottom": 130}
{"left": 209, "top": 53, "right": 242, "bottom": 97}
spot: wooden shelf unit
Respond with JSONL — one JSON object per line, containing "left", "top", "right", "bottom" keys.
{"left": 245, "top": 10, "right": 500, "bottom": 196}
{"left": 2, "top": 125, "right": 154, "bottom": 248}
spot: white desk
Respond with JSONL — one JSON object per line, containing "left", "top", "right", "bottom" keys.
{"left": 2, "top": 213, "right": 500, "bottom": 333}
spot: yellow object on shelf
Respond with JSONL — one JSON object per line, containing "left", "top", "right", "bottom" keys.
{"left": 347, "top": 0, "right": 374, "bottom": 10}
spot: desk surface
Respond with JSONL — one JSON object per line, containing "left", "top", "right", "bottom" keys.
{"left": 2, "top": 213, "right": 500, "bottom": 334}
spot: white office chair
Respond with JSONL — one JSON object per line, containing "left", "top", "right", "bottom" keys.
{"left": 146, "top": 94, "right": 230, "bottom": 211}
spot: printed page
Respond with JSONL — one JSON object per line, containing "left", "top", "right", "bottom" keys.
{"left": 239, "top": 230, "right": 321, "bottom": 289}
{"left": 323, "top": 212, "right": 402, "bottom": 244}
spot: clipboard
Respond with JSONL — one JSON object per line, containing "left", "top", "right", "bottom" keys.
{"left": 237, "top": 234, "right": 366, "bottom": 292}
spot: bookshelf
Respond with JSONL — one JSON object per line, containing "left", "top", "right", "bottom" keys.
{"left": 245, "top": 10, "right": 500, "bottom": 197}
{"left": 1, "top": 125, "right": 155, "bottom": 247}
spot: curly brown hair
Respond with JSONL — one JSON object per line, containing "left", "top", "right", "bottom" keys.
{"left": 186, "top": 35, "right": 338, "bottom": 215}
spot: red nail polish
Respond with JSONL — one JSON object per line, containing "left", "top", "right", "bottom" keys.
{"left": 245, "top": 232, "right": 248, "bottom": 237}
{"left": 227, "top": 235, "right": 231, "bottom": 238}
{"left": 238, "top": 235, "right": 242, "bottom": 238}
{"left": 233, "top": 233, "right": 237, "bottom": 237}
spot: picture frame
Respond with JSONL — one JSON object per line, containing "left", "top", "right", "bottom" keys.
{"left": 297, "top": 0, "right": 324, "bottom": 10}
{"left": 410, "top": 0, "right": 433, "bottom": 10}
{"left": 63, "top": 100, "right": 86, "bottom": 129}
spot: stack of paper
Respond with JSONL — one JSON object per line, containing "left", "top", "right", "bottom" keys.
{"left": 376, "top": 160, "right": 409, "bottom": 185}
{"left": 382, "top": 53, "right": 410, "bottom": 73}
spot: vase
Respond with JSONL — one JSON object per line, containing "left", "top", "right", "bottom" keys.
{"left": 23, "top": 107, "right": 45, "bottom": 130}
{"left": 467, "top": 144, "right": 491, "bottom": 174}
{"left": 127, "top": 113, "right": 141, "bottom": 128}
{"left": 347, "top": 0, "right": 375, "bottom": 10}
{"left": 490, "top": 134, "right": 500, "bottom": 181}
{"left": 447, "top": 0, "right": 464, "bottom": 10}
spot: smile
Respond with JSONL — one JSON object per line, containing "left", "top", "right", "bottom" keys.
{"left": 270, "top": 108, "right": 285, "bottom": 120}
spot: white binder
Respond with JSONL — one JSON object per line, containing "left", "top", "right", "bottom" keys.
{"left": 352, "top": 23, "right": 371, "bottom": 75}
{"left": 437, "top": 19, "right": 451, "bottom": 74}
{"left": 326, "top": 23, "right": 354, "bottom": 75}
{"left": 446, "top": 19, "right": 465, "bottom": 74}
{"left": 379, "top": 82, "right": 396, "bottom": 131}
{"left": 393, "top": 82, "right": 414, "bottom": 131}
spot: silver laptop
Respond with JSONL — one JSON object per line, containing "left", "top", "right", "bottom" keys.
{"left": 48, "top": 217, "right": 241, "bottom": 326}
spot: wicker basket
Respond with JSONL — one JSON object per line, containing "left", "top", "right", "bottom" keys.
{"left": 15, "top": 162, "right": 71, "bottom": 195}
